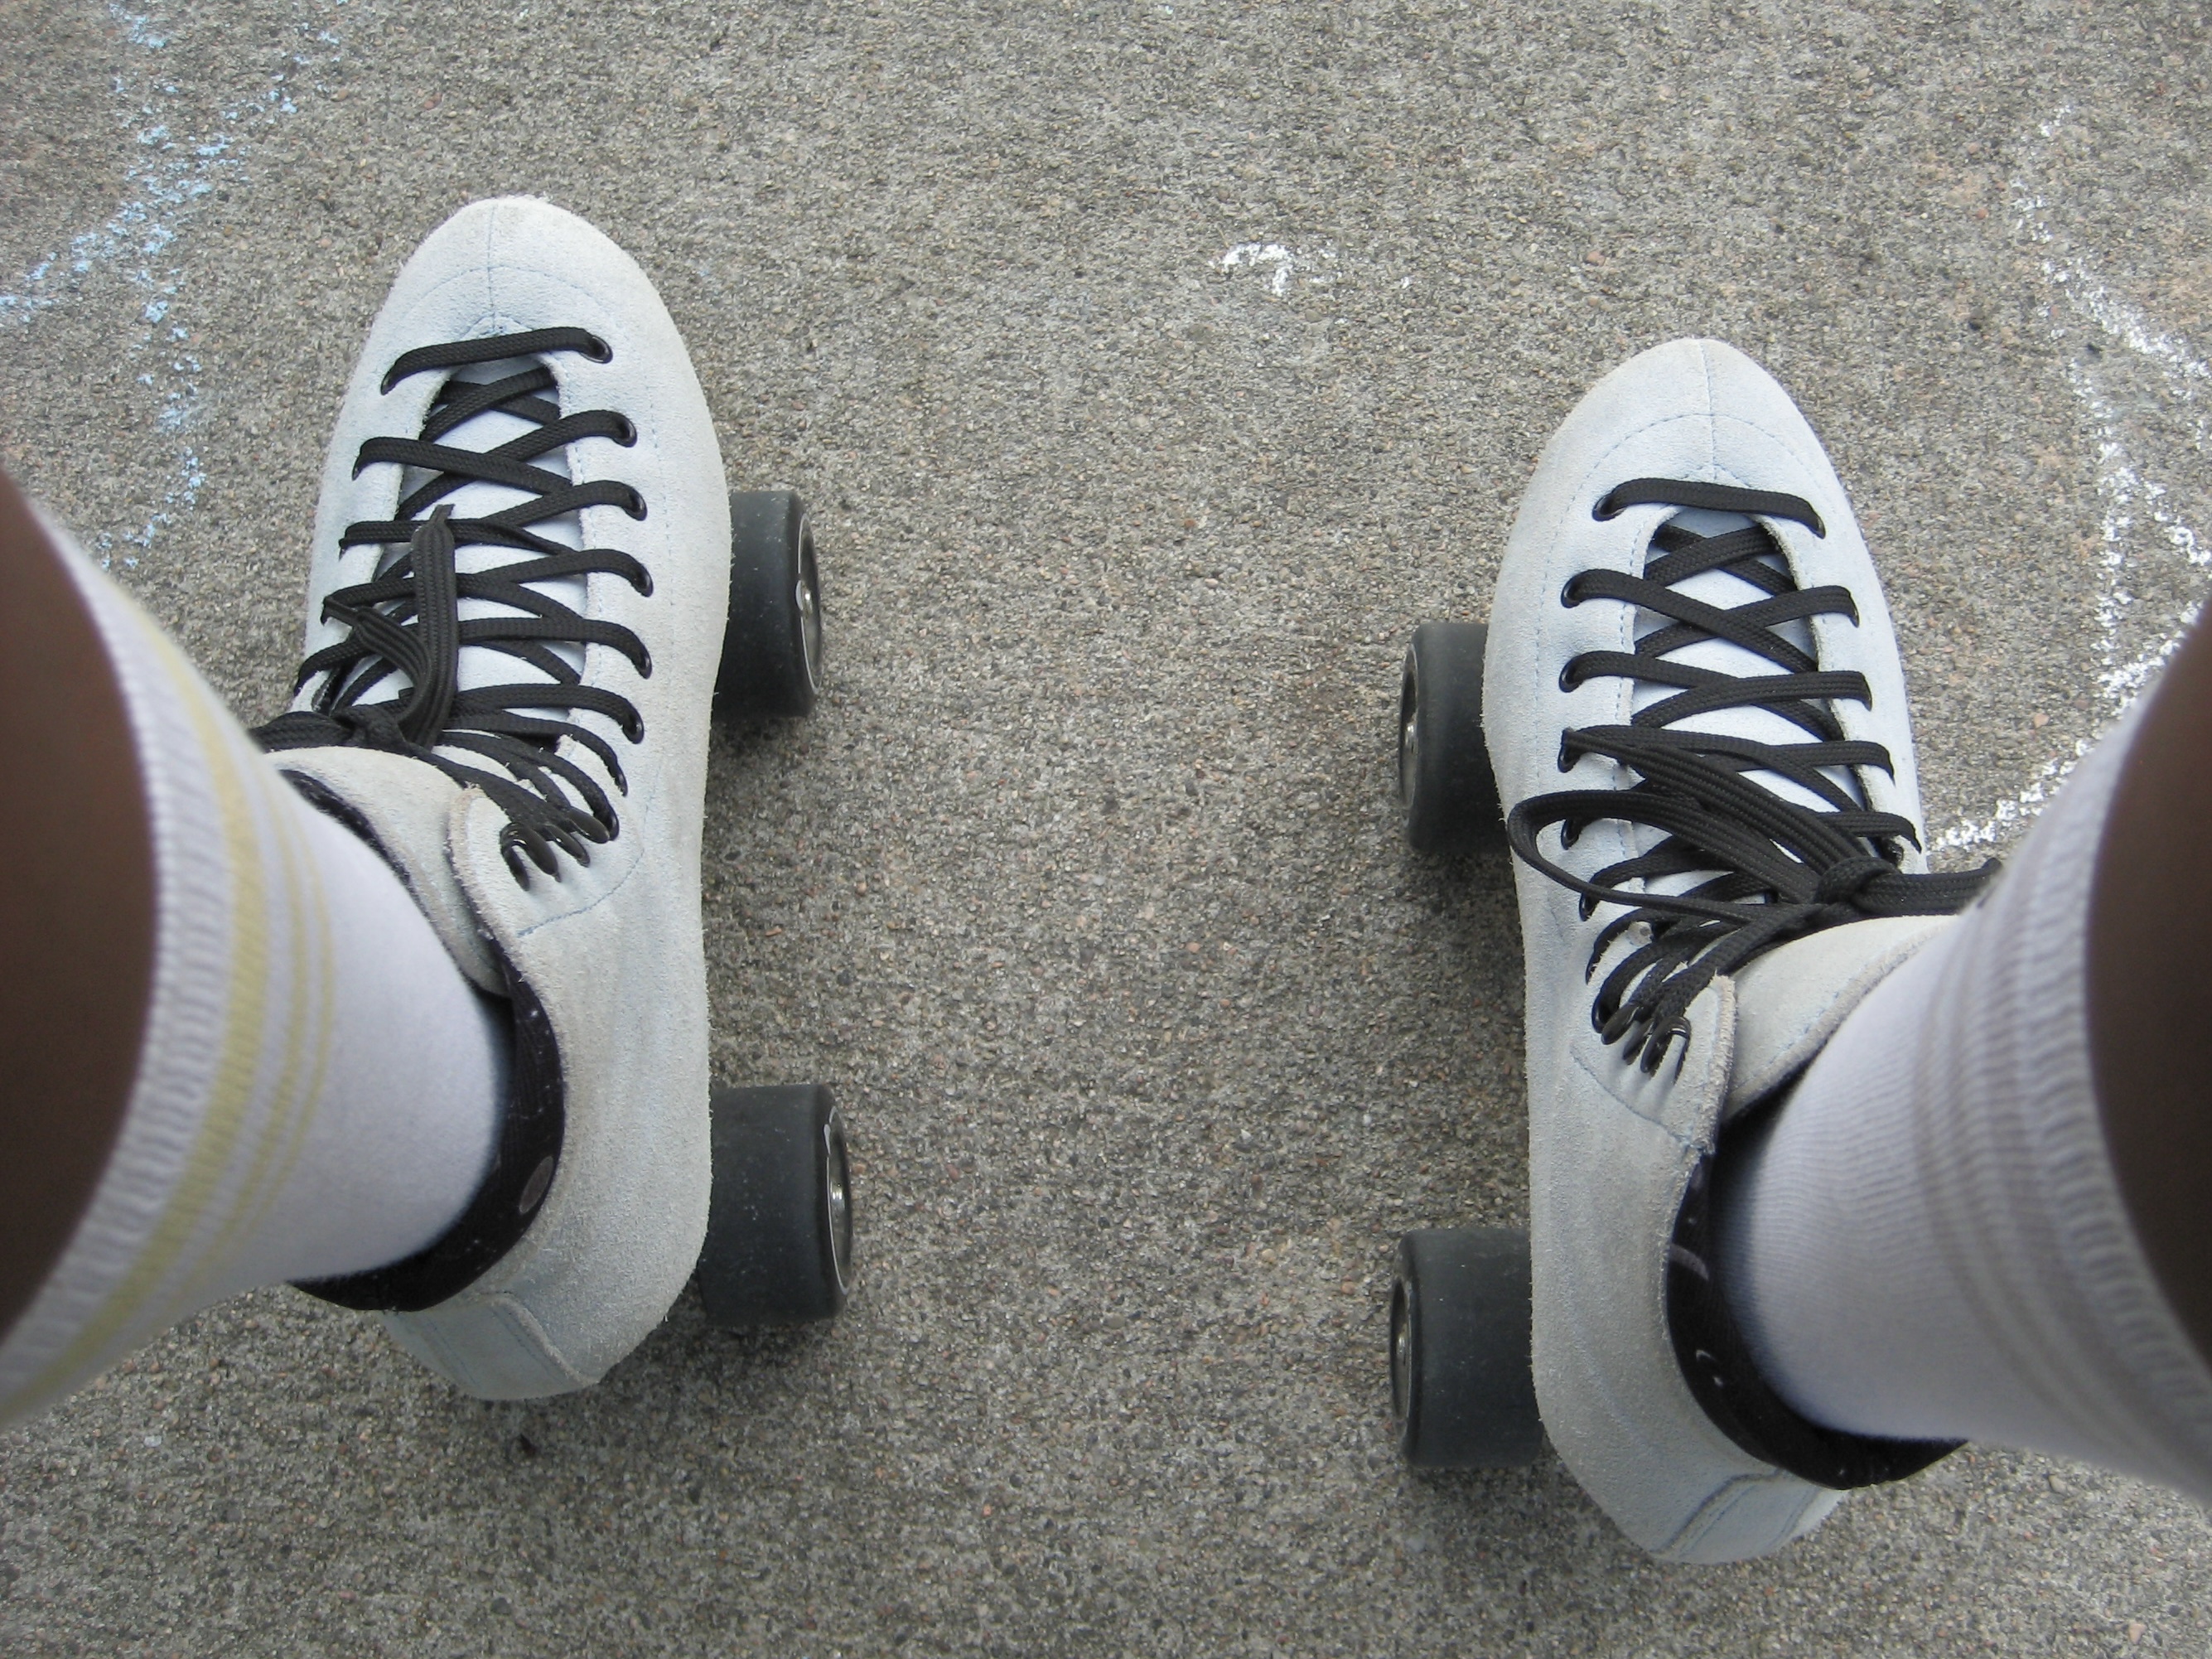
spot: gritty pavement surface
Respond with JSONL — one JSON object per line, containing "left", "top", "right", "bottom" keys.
{"left": 5, "top": 1, "right": 2212, "bottom": 1654}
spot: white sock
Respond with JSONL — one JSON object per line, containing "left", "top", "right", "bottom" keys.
{"left": 0, "top": 524, "right": 505, "bottom": 1424}
{"left": 1715, "top": 698, "right": 2212, "bottom": 1499}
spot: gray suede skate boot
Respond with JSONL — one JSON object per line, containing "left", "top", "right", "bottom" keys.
{"left": 1485, "top": 339, "right": 1994, "bottom": 1560}
{"left": 256, "top": 197, "right": 730, "bottom": 1399}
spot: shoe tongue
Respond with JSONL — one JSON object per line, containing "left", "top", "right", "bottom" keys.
{"left": 393, "top": 356, "right": 588, "bottom": 699}
{"left": 1625, "top": 506, "right": 1862, "bottom": 882}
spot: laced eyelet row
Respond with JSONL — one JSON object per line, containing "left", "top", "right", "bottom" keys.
{"left": 1507, "top": 477, "right": 1991, "bottom": 1070}
{"left": 256, "top": 327, "right": 658, "bottom": 891}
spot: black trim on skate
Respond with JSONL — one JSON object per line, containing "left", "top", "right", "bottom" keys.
{"left": 294, "top": 959, "right": 564, "bottom": 1314}
{"left": 1666, "top": 1149, "right": 1959, "bottom": 1490}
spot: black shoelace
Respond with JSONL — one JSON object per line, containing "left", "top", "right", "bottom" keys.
{"left": 255, "top": 328, "right": 652, "bottom": 884}
{"left": 1505, "top": 478, "right": 1997, "bottom": 1071}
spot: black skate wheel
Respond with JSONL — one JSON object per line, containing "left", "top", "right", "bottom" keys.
{"left": 714, "top": 489, "right": 823, "bottom": 720}
{"left": 698, "top": 1085, "right": 853, "bottom": 1327}
{"left": 1398, "top": 621, "right": 1503, "bottom": 853}
{"left": 1391, "top": 1226, "right": 1543, "bottom": 1468}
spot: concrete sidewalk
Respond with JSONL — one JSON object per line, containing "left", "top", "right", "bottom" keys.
{"left": 3, "top": 0, "right": 2210, "bottom": 1652}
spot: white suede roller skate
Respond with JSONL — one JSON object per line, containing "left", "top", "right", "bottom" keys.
{"left": 1389, "top": 339, "right": 1992, "bottom": 1561}
{"left": 261, "top": 198, "right": 851, "bottom": 1399}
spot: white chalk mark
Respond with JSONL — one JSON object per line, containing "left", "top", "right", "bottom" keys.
{"left": 2, "top": 4, "right": 345, "bottom": 564}
{"left": 1933, "top": 742, "right": 2089, "bottom": 853}
{"left": 2, "top": 8, "right": 265, "bottom": 324}
{"left": 2008, "top": 106, "right": 2212, "bottom": 689}
{"left": 1219, "top": 241, "right": 1337, "bottom": 298}
{"left": 1934, "top": 106, "right": 2212, "bottom": 850}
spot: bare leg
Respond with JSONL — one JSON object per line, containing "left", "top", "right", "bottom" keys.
{"left": 0, "top": 467, "right": 152, "bottom": 1337}
{"left": 2090, "top": 611, "right": 2212, "bottom": 1362}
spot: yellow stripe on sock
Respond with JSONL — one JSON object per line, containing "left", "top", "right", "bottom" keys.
{"left": 174, "top": 740, "right": 338, "bottom": 1313}
{"left": 225, "top": 779, "right": 339, "bottom": 1273}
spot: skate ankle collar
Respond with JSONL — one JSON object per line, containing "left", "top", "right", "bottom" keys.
{"left": 296, "top": 967, "right": 563, "bottom": 1313}
{"left": 1666, "top": 1151, "right": 1958, "bottom": 1489}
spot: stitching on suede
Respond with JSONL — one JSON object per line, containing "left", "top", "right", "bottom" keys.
{"left": 510, "top": 796, "right": 652, "bottom": 936}
{"left": 481, "top": 201, "right": 498, "bottom": 318}
{"left": 1705, "top": 414, "right": 1833, "bottom": 501}
{"left": 1664, "top": 1472, "right": 1818, "bottom": 1559}
{"left": 1700, "top": 339, "right": 1717, "bottom": 477}
{"left": 1570, "top": 1033, "right": 1698, "bottom": 1145}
